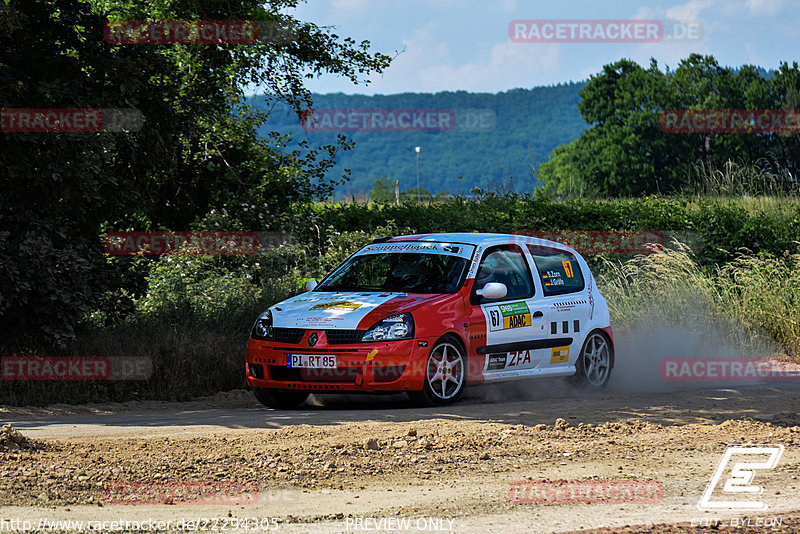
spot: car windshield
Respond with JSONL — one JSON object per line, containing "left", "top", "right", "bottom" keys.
{"left": 315, "top": 252, "right": 468, "bottom": 294}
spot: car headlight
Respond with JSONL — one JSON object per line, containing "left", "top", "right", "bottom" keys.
{"left": 361, "top": 313, "right": 414, "bottom": 342}
{"left": 251, "top": 310, "right": 273, "bottom": 340}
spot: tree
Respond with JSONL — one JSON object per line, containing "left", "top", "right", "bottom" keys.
{"left": 539, "top": 54, "right": 800, "bottom": 196}
{"left": 369, "top": 177, "right": 396, "bottom": 203}
{"left": 0, "top": 0, "right": 390, "bottom": 346}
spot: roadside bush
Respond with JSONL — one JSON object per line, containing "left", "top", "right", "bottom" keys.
{"left": 716, "top": 252, "right": 800, "bottom": 358}
{"left": 4, "top": 195, "right": 799, "bottom": 406}
{"left": 596, "top": 242, "right": 799, "bottom": 359}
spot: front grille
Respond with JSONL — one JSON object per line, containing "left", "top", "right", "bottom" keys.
{"left": 269, "top": 366, "right": 301, "bottom": 381}
{"left": 273, "top": 327, "right": 305, "bottom": 344}
{"left": 325, "top": 330, "right": 367, "bottom": 344}
{"left": 268, "top": 365, "right": 360, "bottom": 383}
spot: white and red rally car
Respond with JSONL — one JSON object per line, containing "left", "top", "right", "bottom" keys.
{"left": 245, "top": 233, "right": 613, "bottom": 408}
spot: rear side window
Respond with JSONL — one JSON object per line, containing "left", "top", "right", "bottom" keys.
{"left": 527, "top": 245, "right": 585, "bottom": 296}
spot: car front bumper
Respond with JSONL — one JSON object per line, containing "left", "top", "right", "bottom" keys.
{"left": 245, "top": 336, "right": 434, "bottom": 393}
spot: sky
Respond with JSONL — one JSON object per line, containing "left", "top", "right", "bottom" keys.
{"left": 288, "top": 0, "right": 799, "bottom": 95}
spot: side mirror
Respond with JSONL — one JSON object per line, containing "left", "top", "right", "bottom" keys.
{"left": 475, "top": 282, "right": 507, "bottom": 300}
{"left": 304, "top": 279, "right": 318, "bottom": 292}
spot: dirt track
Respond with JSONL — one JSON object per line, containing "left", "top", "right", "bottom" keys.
{"left": 2, "top": 383, "right": 800, "bottom": 533}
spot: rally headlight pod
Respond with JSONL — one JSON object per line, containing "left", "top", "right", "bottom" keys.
{"left": 251, "top": 310, "right": 273, "bottom": 340}
{"left": 361, "top": 313, "right": 414, "bottom": 342}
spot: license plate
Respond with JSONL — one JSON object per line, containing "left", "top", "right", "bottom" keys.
{"left": 287, "top": 354, "right": 337, "bottom": 368}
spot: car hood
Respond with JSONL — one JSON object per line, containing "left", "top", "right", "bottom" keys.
{"left": 269, "top": 291, "right": 447, "bottom": 330}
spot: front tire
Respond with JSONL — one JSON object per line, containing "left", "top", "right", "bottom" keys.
{"left": 408, "top": 336, "right": 467, "bottom": 407}
{"left": 569, "top": 330, "right": 613, "bottom": 388}
{"left": 251, "top": 387, "right": 309, "bottom": 409}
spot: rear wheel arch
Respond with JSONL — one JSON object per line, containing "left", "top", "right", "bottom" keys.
{"left": 568, "top": 328, "right": 613, "bottom": 389}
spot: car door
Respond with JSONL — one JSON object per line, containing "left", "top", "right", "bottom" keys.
{"left": 525, "top": 244, "right": 591, "bottom": 371}
{"left": 467, "top": 243, "right": 549, "bottom": 378}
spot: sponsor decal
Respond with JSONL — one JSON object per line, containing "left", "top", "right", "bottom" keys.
{"left": 357, "top": 242, "right": 475, "bottom": 260}
{"left": 467, "top": 245, "right": 484, "bottom": 278}
{"left": 272, "top": 292, "right": 397, "bottom": 330}
{"left": 499, "top": 302, "right": 532, "bottom": 329}
{"left": 487, "top": 302, "right": 532, "bottom": 331}
{"left": 550, "top": 346, "right": 570, "bottom": 364}
{"left": 310, "top": 301, "right": 362, "bottom": 311}
{"left": 486, "top": 354, "right": 507, "bottom": 370}
{"left": 507, "top": 350, "right": 532, "bottom": 367}
{"left": 509, "top": 479, "right": 663, "bottom": 505}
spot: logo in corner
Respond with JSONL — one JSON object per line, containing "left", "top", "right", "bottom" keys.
{"left": 698, "top": 444, "right": 784, "bottom": 511}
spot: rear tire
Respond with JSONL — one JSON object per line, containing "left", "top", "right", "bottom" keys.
{"left": 408, "top": 335, "right": 467, "bottom": 407}
{"left": 251, "top": 387, "right": 309, "bottom": 409}
{"left": 568, "top": 330, "right": 613, "bottom": 388}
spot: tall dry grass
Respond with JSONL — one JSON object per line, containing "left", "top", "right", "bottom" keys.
{"left": 596, "top": 241, "right": 800, "bottom": 359}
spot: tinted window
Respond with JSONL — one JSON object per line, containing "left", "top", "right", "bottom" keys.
{"left": 527, "top": 245, "right": 585, "bottom": 296}
{"left": 316, "top": 252, "right": 467, "bottom": 294}
{"left": 472, "top": 245, "right": 534, "bottom": 302}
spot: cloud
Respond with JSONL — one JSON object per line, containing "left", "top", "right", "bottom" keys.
{"left": 745, "top": 0, "right": 784, "bottom": 16}
{"left": 365, "top": 25, "right": 561, "bottom": 93}
{"left": 666, "top": 0, "right": 714, "bottom": 21}
{"left": 417, "top": 41, "right": 561, "bottom": 92}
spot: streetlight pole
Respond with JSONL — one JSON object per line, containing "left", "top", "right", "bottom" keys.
{"left": 415, "top": 146, "right": 421, "bottom": 202}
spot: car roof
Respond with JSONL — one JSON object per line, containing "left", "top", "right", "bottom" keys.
{"left": 385, "top": 232, "right": 579, "bottom": 254}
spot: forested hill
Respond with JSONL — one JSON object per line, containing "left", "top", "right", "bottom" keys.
{"left": 252, "top": 83, "right": 587, "bottom": 197}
